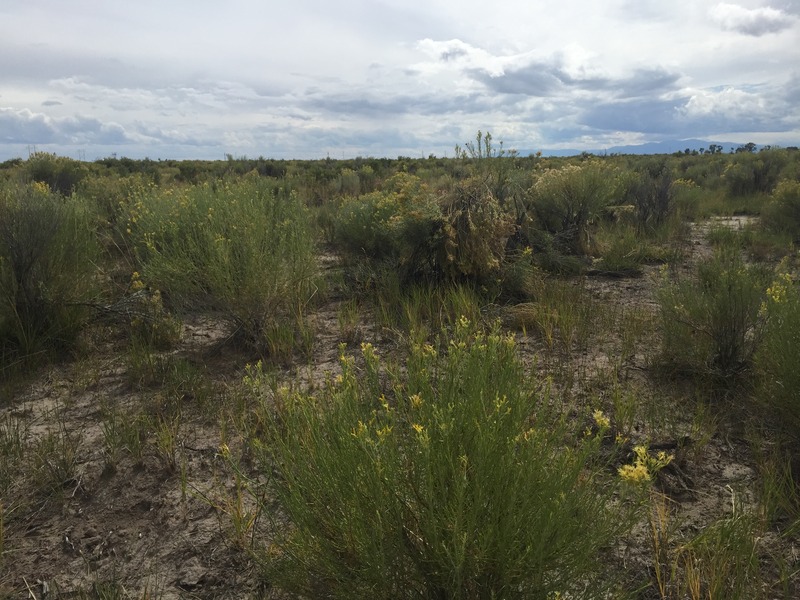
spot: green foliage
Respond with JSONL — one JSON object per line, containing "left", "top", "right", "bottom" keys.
{"left": 656, "top": 247, "right": 771, "bottom": 381}
{"left": 335, "top": 172, "right": 514, "bottom": 285}
{"left": 524, "top": 161, "right": 617, "bottom": 255}
{"left": 761, "top": 179, "right": 800, "bottom": 242}
{"left": 629, "top": 160, "right": 675, "bottom": 232}
{"left": 22, "top": 152, "right": 88, "bottom": 196}
{"left": 127, "top": 176, "right": 317, "bottom": 354}
{"left": 722, "top": 150, "right": 786, "bottom": 197}
{"left": 757, "top": 268, "right": 800, "bottom": 444}
{"left": 592, "top": 224, "right": 649, "bottom": 276}
{"left": 0, "top": 182, "right": 100, "bottom": 366}
{"left": 676, "top": 501, "right": 763, "bottom": 600}
{"left": 258, "top": 320, "right": 634, "bottom": 598}
{"left": 335, "top": 172, "right": 443, "bottom": 275}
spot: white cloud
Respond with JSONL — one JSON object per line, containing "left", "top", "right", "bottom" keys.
{"left": 682, "top": 86, "right": 766, "bottom": 118}
{"left": 710, "top": 2, "right": 795, "bottom": 36}
{"left": 0, "top": 0, "right": 797, "bottom": 159}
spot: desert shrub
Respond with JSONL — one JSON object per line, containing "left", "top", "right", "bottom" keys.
{"left": 656, "top": 247, "right": 771, "bottom": 380}
{"left": 258, "top": 319, "right": 635, "bottom": 599}
{"left": 127, "top": 176, "right": 317, "bottom": 353}
{"left": 757, "top": 268, "right": 800, "bottom": 444}
{"left": 591, "top": 224, "right": 649, "bottom": 276}
{"left": 722, "top": 150, "right": 785, "bottom": 197}
{"left": 0, "top": 182, "right": 100, "bottom": 365}
{"left": 628, "top": 160, "right": 674, "bottom": 232}
{"left": 22, "top": 152, "right": 88, "bottom": 196}
{"left": 439, "top": 176, "right": 514, "bottom": 282}
{"left": 334, "top": 172, "right": 444, "bottom": 279}
{"left": 761, "top": 179, "right": 800, "bottom": 242}
{"left": 524, "top": 161, "right": 616, "bottom": 255}
{"left": 335, "top": 173, "right": 514, "bottom": 285}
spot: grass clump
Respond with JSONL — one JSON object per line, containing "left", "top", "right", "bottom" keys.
{"left": 257, "top": 319, "right": 635, "bottom": 599}
{"left": 656, "top": 246, "right": 771, "bottom": 382}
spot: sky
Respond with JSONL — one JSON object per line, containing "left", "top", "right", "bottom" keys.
{"left": 1, "top": 0, "right": 799, "bottom": 161}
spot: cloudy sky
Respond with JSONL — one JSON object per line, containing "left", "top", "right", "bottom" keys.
{"left": 1, "top": 0, "right": 798, "bottom": 160}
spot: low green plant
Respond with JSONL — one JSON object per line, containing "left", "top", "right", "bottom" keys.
{"left": 336, "top": 298, "right": 361, "bottom": 345}
{"left": 656, "top": 247, "right": 771, "bottom": 381}
{"left": 31, "top": 419, "right": 81, "bottom": 500}
{"left": 257, "top": 319, "right": 636, "bottom": 599}
{"left": 592, "top": 223, "right": 649, "bottom": 276}
{"left": 376, "top": 281, "right": 484, "bottom": 341}
{"left": 153, "top": 414, "right": 180, "bottom": 472}
{"left": 676, "top": 497, "right": 763, "bottom": 600}
{"left": 499, "top": 246, "right": 542, "bottom": 301}
{"left": 754, "top": 443, "right": 800, "bottom": 536}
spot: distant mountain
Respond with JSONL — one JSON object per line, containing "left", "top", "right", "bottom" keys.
{"left": 522, "top": 139, "right": 772, "bottom": 157}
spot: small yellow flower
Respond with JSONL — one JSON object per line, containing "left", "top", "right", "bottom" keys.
{"left": 412, "top": 423, "right": 424, "bottom": 434}
{"left": 409, "top": 393, "right": 423, "bottom": 408}
{"left": 219, "top": 443, "right": 231, "bottom": 460}
{"left": 618, "top": 462, "right": 651, "bottom": 483}
{"left": 351, "top": 420, "right": 368, "bottom": 438}
{"left": 593, "top": 409, "right": 610, "bottom": 430}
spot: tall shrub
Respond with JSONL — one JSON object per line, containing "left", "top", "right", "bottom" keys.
{"left": 0, "top": 182, "right": 99, "bottom": 364}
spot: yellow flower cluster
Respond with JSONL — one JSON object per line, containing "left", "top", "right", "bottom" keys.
{"left": 31, "top": 181, "right": 51, "bottom": 195}
{"left": 618, "top": 445, "right": 673, "bottom": 485}
{"left": 593, "top": 409, "right": 611, "bottom": 430}
{"left": 130, "top": 271, "right": 145, "bottom": 291}
{"left": 765, "top": 272, "right": 793, "bottom": 304}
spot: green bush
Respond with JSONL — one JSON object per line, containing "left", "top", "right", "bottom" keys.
{"left": 761, "top": 179, "right": 800, "bottom": 242}
{"left": 335, "top": 173, "right": 514, "bottom": 285}
{"left": 722, "top": 150, "right": 787, "bottom": 197}
{"left": 0, "top": 182, "right": 100, "bottom": 365}
{"left": 258, "top": 319, "right": 634, "bottom": 599}
{"left": 524, "top": 162, "right": 616, "bottom": 255}
{"left": 757, "top": 268, "right": 800, "bottom": 443}
{"left": 127, "top": 176, "right": 317, "bottom": 353}
{"left": 629, "top": 160, "right": 674, "bottom": 232}
{"left": 334, "top": 172, "right": 444, "bottom": 277}
{"left": 656, "top": 247, "right": 771, "bottom": 380}
{"left": 22, "top": 152, "right": 88, "bottom": 196}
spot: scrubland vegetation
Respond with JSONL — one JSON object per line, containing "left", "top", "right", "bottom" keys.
{"left": 1, "top": 139, "right": 800, "bottom": 598}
